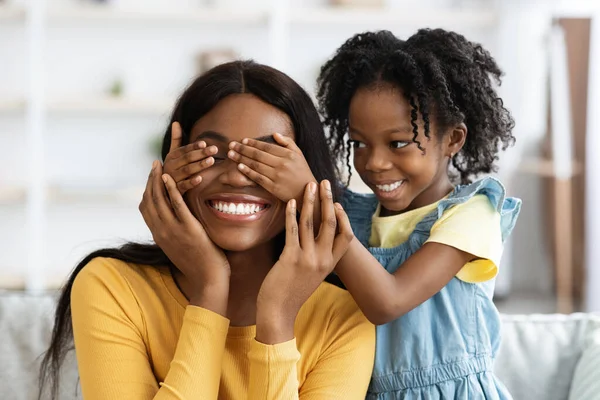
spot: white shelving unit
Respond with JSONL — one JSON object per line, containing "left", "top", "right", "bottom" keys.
{"left": 0, "top": 186, "right": 27, "bottom": 205}
{"left": 0, "top": 99, "right": 26, "bottom": 113}
{"left": 47, "top": 6, "right": 268, "bottom": 24}
{"left": 0, "top": 0, "right": 503, "bottom": 291}
{"left": 290, "top": 7, "right": 498, "bottom": 27}
{"left": 47, "top": 184, "right": 145, "bottom": 205}
{"left": 0, "top": 98, "right": 171, "bottom": 114}
{"left": 0, "top": 4, "right": 26, "bottom": 20}
{"left": 47, "top": 97, "right": 174, "bottom": 115}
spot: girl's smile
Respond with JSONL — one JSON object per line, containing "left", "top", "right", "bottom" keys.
{"left": 349, "top": 84, "right": 457, "bottom": 216}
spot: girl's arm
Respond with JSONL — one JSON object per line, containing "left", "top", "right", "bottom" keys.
{"left": 335, "top": 240, "right": 472, "bottom": 325}
{"left": 336, "top": 195, "right": 501, "bottom": 325}
{"left": 71, "top": 258, "right": 229, "bottom": 400}
{"left": 224, "top": 139, "right": 472, "bottom": 326}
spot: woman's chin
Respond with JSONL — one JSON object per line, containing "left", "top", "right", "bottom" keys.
{"left": 208, "top": 233, "right": 272, "bottom": 253}
{"left": 215, "top": 240, "right": 256, "bottom": 252}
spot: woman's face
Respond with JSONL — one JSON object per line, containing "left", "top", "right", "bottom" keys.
{"left": 185, "top": 94, "right": 292, "bottom": 251}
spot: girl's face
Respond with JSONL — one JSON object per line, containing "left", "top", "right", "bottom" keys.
{"left": 348, "top": 84, "right": 462, "bottom": 216}
{"left": 185, "top": 94, "right": 292, "bottom": 251}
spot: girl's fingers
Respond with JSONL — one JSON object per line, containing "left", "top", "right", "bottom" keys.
{"left": 237, "top": 163, "right": 275, "bottom": 191}
{"left": 229, "top": 140, "right": 281, "bottom": 166}
{"left": 284, "top": 199, "right": 300, "bottom": 249}
{"left": 316, "top": 180, "right": 336, "bottom": 250}
{"left": 228, "top": 150, "right": 275, "bottom": 177}
{"left": 299, "top": 182, "right": 316, "bottom": 250}
{"left": 273, "top": 132, "right": 302, "bottom": 154}
{"left": 331, "top": 203, "right": 354, "bottom": 263}
{"left": 169, "top": 146, "right": 217, "bottom": 171}
{"left": 162, "top": 173, "right": 197, "bottom": 225}
{"left": 177, "top": 175, "right": 203, "bottom": 194}
{"left": 172, "top": 156, "right": 215, "bottom": 181}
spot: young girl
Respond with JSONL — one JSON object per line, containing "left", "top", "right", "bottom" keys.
{"left": 171, "top": 29, "right": 521, "bottom": 399}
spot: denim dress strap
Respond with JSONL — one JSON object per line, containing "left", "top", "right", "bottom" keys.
{"left": 412, "top": 177, "right": 522, "bottom": 243}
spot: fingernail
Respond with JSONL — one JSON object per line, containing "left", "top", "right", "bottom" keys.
{"left": 335, "top": 203, "right": 343, "bottom": 210}
{"left": 228, "top": 150, "right": 236, "bottom": 158}
{"left": 242, "top": 138, "right": 249, "bottom": 144}
{"left": 310, "top": 182, "right": 317, "bottom": 194}
{"left": 238, "top": 163, "right": 246, "bottom": 171}
{"left": 152, "top": 160, "right": 158, "bottom": 170}
{"left": 324, "top": 180, "right": 331, "bottom": 191}
{"left": 193, "top": 175, "right": 202, "bottom": 184}
{"left": 198, "top": 141, "right": 206, "bottom": 149}
{"left": 289, "top": 199, "right": 296, "bottom": 209}
{"left": 161, "top": 175, "right": 167, "bottom": 184}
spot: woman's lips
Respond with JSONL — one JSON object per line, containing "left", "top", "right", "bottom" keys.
{"left": 205, "top": 194, "right": 271, "bottom": 222}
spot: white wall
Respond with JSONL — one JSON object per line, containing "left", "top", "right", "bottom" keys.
{"left": 1, "top": 0, "right": 583, "bottom": 296}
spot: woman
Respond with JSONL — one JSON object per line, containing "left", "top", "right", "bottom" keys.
{"left": 39, "top": 61, "right": 375, "bottom": 399}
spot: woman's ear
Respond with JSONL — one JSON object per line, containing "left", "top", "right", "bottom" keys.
{"left": 446, "top": 122, "right": 467, "bottom": 159}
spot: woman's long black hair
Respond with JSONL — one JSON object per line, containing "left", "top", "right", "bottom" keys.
{"left": 38, "top": 60, "right": 340, "bottom": 399}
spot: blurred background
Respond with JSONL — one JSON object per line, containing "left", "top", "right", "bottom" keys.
{"left": 1, "top": 0, "right": 599, "bottom": 315}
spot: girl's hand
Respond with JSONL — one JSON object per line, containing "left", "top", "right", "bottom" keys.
{"left": 255, "top": 180, "right": 354, "bottom": 344}
{"left": 227, "top": 133, "right": 316, "bottom": 207}
{"left": 163, "top": 121, "right": 219, "bottom": 194}
{"left": 139, "top": 161, "right": 230, "bottom": 315}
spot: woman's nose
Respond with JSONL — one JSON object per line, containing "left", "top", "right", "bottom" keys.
{"left": 218, "top": 159, "right": 257, "bottom": 188}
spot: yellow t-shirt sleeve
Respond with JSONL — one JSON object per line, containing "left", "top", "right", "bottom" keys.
{"left": 426, "top": 195, "right": 503, "bottom": 283}
{"left": 71, "top": 258, "right": 229, "bottom": 400}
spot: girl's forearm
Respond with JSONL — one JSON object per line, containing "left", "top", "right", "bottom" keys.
{"left": 335, "top": 238, "right": 400, "bottom": 325}
{"left": 336, "top": 241, "right": 472, "bottom": 325}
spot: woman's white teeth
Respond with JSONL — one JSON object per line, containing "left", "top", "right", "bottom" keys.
{"left": 212, "top": 201, "right": 264, "bottom": 215}
{"left": 376, "top": 180, "right": 404, "bottom": 192}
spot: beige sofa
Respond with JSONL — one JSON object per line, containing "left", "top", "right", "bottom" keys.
{"left": 2, "top": 291, "right": 600, "bottom": 400}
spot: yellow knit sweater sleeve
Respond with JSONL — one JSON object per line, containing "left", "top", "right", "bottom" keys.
{"left": 71, "top": 258, "right": 230, "bottom": 400}
{"left": 247, "top": 285, "right": 376, "bottom": 399}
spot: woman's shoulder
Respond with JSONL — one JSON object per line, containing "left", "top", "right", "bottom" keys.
{"left": 301, "top": 282, "right": 370, "bottom": 328}
{"left": 295, "top": 282, "right": 374, "bottom": 365}
{"left": 72, "top": 256, "right": 166, "bottom": 298}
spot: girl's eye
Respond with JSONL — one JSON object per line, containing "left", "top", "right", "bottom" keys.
{"left": 212, "top": 155, "right": 227, "bottom": 163}
{"left": 390, "top": 141, "right": 409, "bottom": 149}
{"left": 349, "top": 140, "right": 366, "bottom": 149}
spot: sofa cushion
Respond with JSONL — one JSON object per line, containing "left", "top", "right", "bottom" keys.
{"left": 3, "top": 290, "right": 600, "bottom": 400}
{"left": 568, "top": 329, "right": 600, "bottom": 400}
{"left": 496, "top": 313, "right": 600, "bottom": 400}
{"left": 0, "top": 291, "right": 80, "bottom": 400}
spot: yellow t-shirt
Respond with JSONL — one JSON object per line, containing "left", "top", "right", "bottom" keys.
{"left": 71, "top": 257, "right": 375, "bottom": 400}
{"left": 369, "top": 194, "right": 502, "bottom": 283}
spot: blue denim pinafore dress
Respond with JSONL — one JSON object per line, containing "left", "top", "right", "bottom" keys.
{"left": 342, "top": 177, "right": 521, "bottom": 399}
